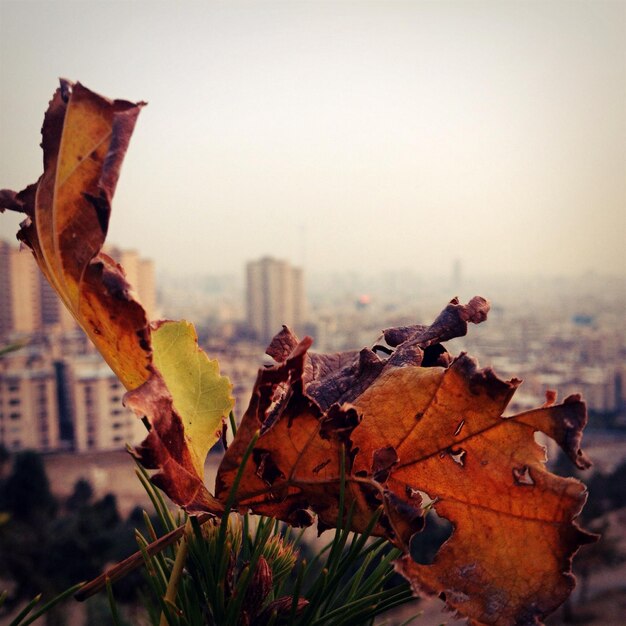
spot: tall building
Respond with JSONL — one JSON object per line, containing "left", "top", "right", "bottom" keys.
{"left": 67, "top": 354, "right": 146, "bottom": 452}
{"left": 0, "top": 240, "right": 76, "bottom": 338}
{"left": 0, "top": 346, "right": 60, "bottom": 452}
{"left": 0, "top": 241, "right": 42, "bottom": 336}
{"left": 246, "top": 257, "right": 306, "bottom": 345}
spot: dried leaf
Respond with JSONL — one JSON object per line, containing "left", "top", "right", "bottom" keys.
{"left": 0, "top": 80, "right": 150, "bottom": 390}
{"left": 351, "top": 356, "right": 594, "bottom": 625}
{"left": 128, "top": 321, "right": 234, "bottom": 513}
{"left": 216, "top": 336, "right": 387, "bottom": 532}
{"left": 2, "top": 83, "right": 237, "bottom": 514}
{"left": 216, "top": 299, "right": 490, "bottom": 535}
{"left": 216, "top": 298, "right": 594, "bottom": 625}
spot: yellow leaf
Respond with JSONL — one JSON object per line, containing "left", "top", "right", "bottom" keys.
{"left": 128, "top": 320, "right": 233, "bottom": 513}
{"left": 152, "top": 320, "right": 234, "bottom": 476}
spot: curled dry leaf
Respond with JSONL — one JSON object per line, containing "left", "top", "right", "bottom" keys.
{"left": 217, "top": 297, "right": 595, "bottom": 626}
{"left": 0, "top": 82, "right": 233, "bottom": 510}
{"left": 0, "top": 80, "right": 150, "bottom": 390}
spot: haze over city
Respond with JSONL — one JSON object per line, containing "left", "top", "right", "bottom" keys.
{"left": 1, "top": 1, "right": 624, "bottom": 280}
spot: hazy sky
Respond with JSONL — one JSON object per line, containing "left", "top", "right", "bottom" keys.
{"left": 1, "top": 1, "right": 624, "bottom": 279}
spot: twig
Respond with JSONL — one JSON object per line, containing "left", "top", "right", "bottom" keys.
{"left": 74, "top": 512, "right": 213, "bottom": 601}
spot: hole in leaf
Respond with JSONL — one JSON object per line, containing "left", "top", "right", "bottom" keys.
{"left": 254, "top": 450, "right": 284, "bottom": 485}
{"left": 454, "top": 419, "right": 465, "bottom": 436}
{"left": 372, "top": 343, "right": 393, "bottom": 356}
{"left": 533, "top": 431, "right": 549, "bottom": 462}
{"left": 421, "top": 343, "right": 449, "bottom": 367}
{"left": 449, "top": 447, "right": 466, "bottom": 466}
{"left": 405, "top": 485, "right": 422, "bottom": 500}
{"left": 513, "top": 465, "right": 535, "bottom": 486}
{"left": 410, "top": 510, "right": 453, "bottom": 565}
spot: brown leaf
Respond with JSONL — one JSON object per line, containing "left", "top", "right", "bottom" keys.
{"left": 216, "top": 298, "right": 492, "bottom": 536}
{"left": 216, "top": 297, "right": 594, "bottom": 625}
{"left": 216, "top": 336, "right": 388, "bottom": 533}
{"left": 0, "top": 80, "right": 150, "bottom": 390}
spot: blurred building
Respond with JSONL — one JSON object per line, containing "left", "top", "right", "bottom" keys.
{"left": 246, "top": 256, "right": 306, "bottom": 345}
{"left": 0, "top": 345, "right": 60, "bottom": 452}
{"left": 0, "top": 240, "right": 157, "bottom": 453}
{"left": 0, "top": 240, "right": 75, "bottom": 336}
{"left": 67, "top": 354, "right": 146, "bottom": 452}
{"left": 0, "top": 340, "right": 146, "bottom": 454}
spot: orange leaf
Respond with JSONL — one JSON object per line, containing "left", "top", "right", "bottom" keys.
{"left": 216, "top": 336, "right": 392, "bottom": 532}
{"left": 216, "top": 298, "right": 492, "bottom": 537}
{"left": 216, "top": 298, "right": 594, "bottom": 625}
{"left": 0, "top": 80, "right": 150, "bottom": 390}
{"left": 351, "top": 355, "right": 594, "bottom": 625}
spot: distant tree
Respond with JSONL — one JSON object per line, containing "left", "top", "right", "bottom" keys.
{"left": 66, "top": 477, "right": 94, "bottom": 511}
{"left": 1, "top": 450, "right": 57, "bottom": 521}
{"left": 0, "top": 454, "right": 147, "bottom": 624}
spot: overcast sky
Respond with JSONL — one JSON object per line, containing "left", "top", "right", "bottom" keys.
{"left": 1, "top": 1, "right": 624, "bottom": 279}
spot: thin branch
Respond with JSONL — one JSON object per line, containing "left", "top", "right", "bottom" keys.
{"left": 74, "top": 512, "right": 213, "bottom": 601}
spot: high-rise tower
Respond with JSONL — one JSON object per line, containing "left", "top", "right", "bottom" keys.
{"left": 0, "top": 241, "right": 46, "bottom": 337}
{"left": 246, "top": 257, "right": 305, "bottom": 346}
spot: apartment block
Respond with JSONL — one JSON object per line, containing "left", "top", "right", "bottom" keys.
{"left": 67, "top": 355, "right": 146, "bottom": 452}
{"left": 0, "top": 240, "right": 42, "bottom": 336}
{"left": 0, "top": 347, "right": 60, "bottom": 452}
{"left": 0, "top": 342, "right": 145, "bottom": 454}
{"left": 246, "top": 256, "right": 306, "bottom": 345}
{"left": 0, "top": 240, "right": 77, "bottom": 338}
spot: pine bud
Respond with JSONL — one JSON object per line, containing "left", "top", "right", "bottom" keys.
{"left": 242, "top": 556, "right": 273, "bottom": 618}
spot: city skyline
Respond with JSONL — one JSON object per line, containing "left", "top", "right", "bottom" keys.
{"left": 1, "top": 1, "right": 624, "bottom": 280}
